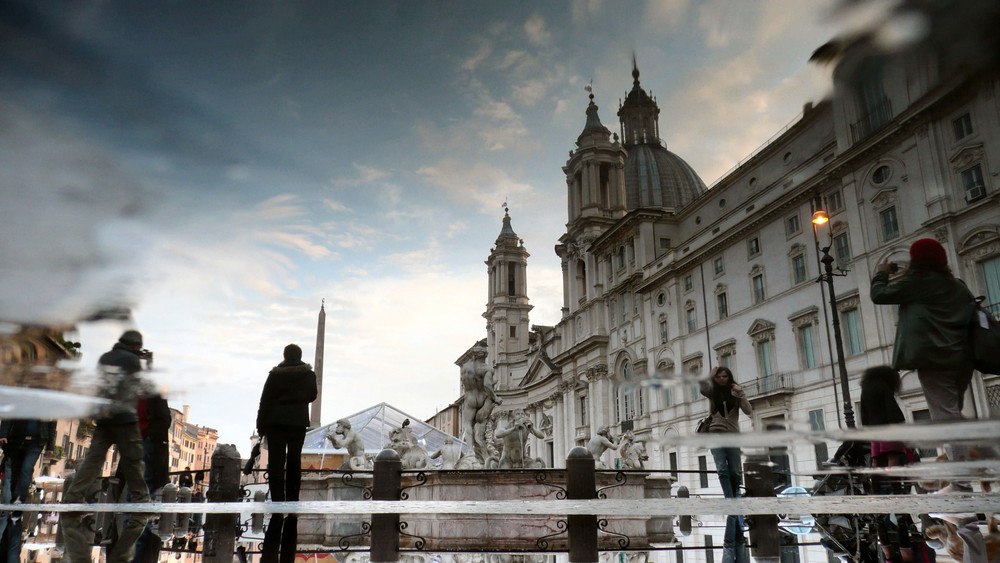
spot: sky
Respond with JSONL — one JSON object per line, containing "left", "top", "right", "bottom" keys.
{"left": 0, "top": 0, "right": 888, "bottom": 449}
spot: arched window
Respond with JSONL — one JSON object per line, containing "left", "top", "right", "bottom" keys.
{"left": 616, "top": 360, "right": 644, "bottom": 422}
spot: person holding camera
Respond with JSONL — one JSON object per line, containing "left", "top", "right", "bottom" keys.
{"left": 871, "top": 238, "right": 980, "bottom": 493}
{"left": 61, "top": 330, "right": 154, "bottom": 563}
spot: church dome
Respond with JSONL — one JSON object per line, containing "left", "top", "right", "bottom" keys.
{"left": 617, "top": 59, "right": 707, "bottom": 209}
{"left": 623, "top": 144, "right": 707, "bottom": 209}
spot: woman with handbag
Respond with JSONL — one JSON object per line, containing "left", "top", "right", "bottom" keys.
{"left": 699, "top": 366, "right": 752, "bottom": 563}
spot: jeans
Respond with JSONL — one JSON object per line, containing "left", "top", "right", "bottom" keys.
{"left": 5, "top": 443, "right": 43, "bottom": 503}
{"left": 264, "top": 427, "right": 306, "bottom": 502}
{"left": 711, "top": 447, "right": 743, "bottom": 498}
{"left": 712, "top": 447, "right": 747, "bottom": 563}
{"left": 61, "top": 422, "right": 149, "bottom": 563}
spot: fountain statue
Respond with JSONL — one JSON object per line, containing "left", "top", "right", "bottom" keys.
{"left": 495, "top": 409, "right": 545, "bottom": 468}
{"left": 586, "top": 425, "right": 621, "bottom": 469}
{"left": 459, "top": 345, "right": 501, "bottom": 464}
{"left": 325, "top": 418, "right": 370, "bottom": 470}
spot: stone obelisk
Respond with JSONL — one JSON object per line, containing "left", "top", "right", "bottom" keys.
{"left": 310, "top": 300, "right": 325, "bottom": 428}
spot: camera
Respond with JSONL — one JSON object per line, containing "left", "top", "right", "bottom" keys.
{"left": 138, "top": 348, "right": 154, "bottom": 368}
{"left": 888, "top": 262, "right": 899, "bottom": 274}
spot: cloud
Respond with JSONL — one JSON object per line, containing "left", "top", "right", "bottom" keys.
{"left": 643, "top": 0, "right": 692, "bottom": 31}
{"left": 524, "top": 14, "right": 551, "bottom": 46}
{"left": 571, "top": 0, "right": 604, "bottom": 23}
{"left": 461, "top": 39, "right": 493, "bottom": 72}
{"left": 417, "top": 159, "right": 538, "bottom": 214}
{"left": 323, "top": 198, "right": 350, "bottom": 212}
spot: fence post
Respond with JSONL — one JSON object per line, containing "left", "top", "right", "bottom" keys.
{"left": 370, "top": 448, "right": 401, "bottom": 563}
{"left": 566, "top": 446, "right": 598, "bottom": 563}
{"left": 202, "top": 444, "right": 242, "bottom": 563}
{"left": 743, "top": 453, "right": 780, "bottom": 562}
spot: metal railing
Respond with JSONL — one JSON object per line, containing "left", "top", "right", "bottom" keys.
{"left": 743, "top": 372, "right": 795, "bottom": 398}
{"left": 850, "top": 97, "right": 892, "bottom": 143}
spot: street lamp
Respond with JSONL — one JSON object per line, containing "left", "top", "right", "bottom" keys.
{"left": 812, "top": 209, "right": 856, "bottom": 428}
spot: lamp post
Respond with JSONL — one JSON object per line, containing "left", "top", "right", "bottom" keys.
{"left": 812, "top": 210, "right": 856, "bottom": 428}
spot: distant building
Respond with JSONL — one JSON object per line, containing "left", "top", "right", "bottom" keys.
{"left": 425, "top": 400, "right": 461, "bottom": 438}
{"left": 170, "top": 405, "right": 218, "bottom": 484}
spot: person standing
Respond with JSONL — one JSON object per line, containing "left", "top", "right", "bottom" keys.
{"left": 61, "top": 330, "right": 153, "bottom": 563}
{"left": 699, "top": 366, "right": 752, "bottom": 563}
{"left": 0, "top": 419, "right": 56, "bottom": 503}
{"left": 255, "top": 344, "right": 317, "bottom": 503}
{"left": 870, "top": 238, "right": 989, "bottom": 492}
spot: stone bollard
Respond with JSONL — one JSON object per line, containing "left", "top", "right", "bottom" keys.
{"left": 202, "top": 444, "right": 242, "bottom": 563}
{"left": 675, "top": 486, "right": 692, "bottom": 537}
{"left": 158, "top": 483, "right": 177, "bottom": 537}
{"left": 566, "top": 446, "right": 597, "bottom": 563}
{"left": 370, "top": 449, "right": 401, "bottom": 563}
{"left": 645, "top": 474, "right": 675, "bottom": 545}
{"left": 174, "top": 486, "right": 192, "bottom": 537}
{"left": 251, "top": 490, "right": 267, "bottom": 534}
{"left": 743, "top": 453, "right": 780, "bottom": 562}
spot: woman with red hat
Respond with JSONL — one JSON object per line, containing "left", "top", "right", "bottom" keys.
{"left": 871, "top": 238, "right": 976, "bottom": 492}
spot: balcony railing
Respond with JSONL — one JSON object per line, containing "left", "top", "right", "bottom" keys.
{"left": 743, "top": 372, "right": 796, "bottom": 398}
{"left": 850, "top": 97, "right": 893, "bottom": 143}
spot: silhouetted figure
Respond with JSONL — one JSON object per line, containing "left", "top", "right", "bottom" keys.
{"left": 255, "top": 344, "right": 317, "bottom": 502}
{"left": 61, "top": 330, "right": 153, "bottom": 563}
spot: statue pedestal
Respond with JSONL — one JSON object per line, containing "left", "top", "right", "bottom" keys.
{"left": 299, "top": 470, "right": 676, "bottom": 550}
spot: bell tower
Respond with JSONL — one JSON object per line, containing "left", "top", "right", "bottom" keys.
{"left": 557, "top": 89, "right": 627, "bottom": 317}
{"left": 484, "top": 207, "right": 532, "bottom": 389}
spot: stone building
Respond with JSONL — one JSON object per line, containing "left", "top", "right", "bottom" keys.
{"left": 462, "top": 42, "right": 1000, "bottom": 511}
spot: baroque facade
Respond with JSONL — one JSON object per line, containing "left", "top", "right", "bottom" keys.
{"left": 461, "top": 46, "right": 1000, "bottom": 492}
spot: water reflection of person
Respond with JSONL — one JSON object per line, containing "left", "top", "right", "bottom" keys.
{"left": 699, "top": 366, "right": 752, "bottom": 563}
{"left": 61, "top": 330, "right": 153, "bottom": 563}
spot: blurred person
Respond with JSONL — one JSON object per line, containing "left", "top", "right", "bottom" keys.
{"left": 871, "top": 238, "right": 997, "bottom": 492}
{"left": 699, "top": 366, "right": 752, "bottom": 563}
{"left": 860, "top": 366, "right": 924, "bottom": 563}
{"left": 255, "top": 344, "right": 317, "bottom": 502}
{"left": 61, "top": 330, "right": 153, "bottom": 563}
{"left": 0, "top": 418, "right": 56, "bottom": 503}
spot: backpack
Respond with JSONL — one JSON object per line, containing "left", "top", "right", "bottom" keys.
{"left": 970, "top": 296, "right": 1000, "bottom": 375}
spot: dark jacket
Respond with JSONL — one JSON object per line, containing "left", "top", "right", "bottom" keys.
{"left": 141, "top": 393, "right": 172, "bottom": 492}
{"left": 698, "top": 380, "right": 752, "bottom": 433}
{"left": 96, "top": 342, "right": 148, "bottom": 425}
{"left": 255, "top": 360, "right": 318, "bottom": 433}
{"left": 859, "top": 375, "right": 905, "bottom": 427}
{"left": 871, "top": 270, "right": 974, "bottom": 370}
{"left": 0, "top": 419, "right": 57, "bottom": 451}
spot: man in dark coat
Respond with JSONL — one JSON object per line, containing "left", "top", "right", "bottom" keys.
{"left": 62, "top": 330, "right": 152, "bottom": 563}
{"left": 255, "top": 343, "right": 317, "bottom": 502}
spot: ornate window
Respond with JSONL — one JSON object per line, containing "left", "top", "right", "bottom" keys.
{"left": 837, "top": 296, "right": 865, "bottom": 355}
{"left": 616, "top": 359, "right": 643, "bottom": 422}
{"left": 713, "top": 256, "right": 725, "bottom": 276}
{"left": 748, "top": 319, "right": 777, "bottom": 378}
{"left": 748, "top": 235, "right": 761, "bottom": 258}
{"left": 832, "top": 226, "right": 851, "bottom": 269}
{"left": 714, "top": 339, "right": 736, "bottom": 372}
{"left": 788, "top": 243, "right": 807, "bottom": 285}
{"left": 716, "top": 292, "right": 729, "bottom": 320}
{"left": 826, "top": 190, "right": 844, "bottom": 213}
{"left": 790, "top": 308, "right": 819, "bottom": 370}
{"left": 685, "top": 301, "right": 697, "bottom": 333}
{"left": 951, "top": 145, "right": 988, "bottom": 203}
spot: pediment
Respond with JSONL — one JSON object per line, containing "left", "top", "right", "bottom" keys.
{"left": 747, "top": 319, "right": 776, "bottom": 336}
{"left": 950, "top": 143, "right": 984, "bottom": 171}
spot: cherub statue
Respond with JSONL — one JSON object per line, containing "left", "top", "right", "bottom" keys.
{"left": 619, "top": 431, "right": 648, "bottom": 470}
{"left": 326, "top": 418, "right": 369, "bottom": 470}
{"left": 430, "top": 436, "right": 465, "bottom": 469}
{"left": 586, "top": 425, "right": 621, "bottom": 469}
